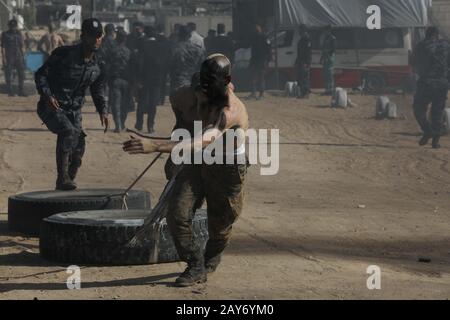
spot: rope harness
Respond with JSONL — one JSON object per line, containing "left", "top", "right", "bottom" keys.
{"left": 105, "top": 129, "right": 171, "bottom": 210}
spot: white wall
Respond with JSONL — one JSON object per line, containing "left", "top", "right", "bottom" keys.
{"left": 430, "top": 0, "right": 450, "bottom": 38}
{"left": 165, "top": 15, "right": 232, "bottom": 37}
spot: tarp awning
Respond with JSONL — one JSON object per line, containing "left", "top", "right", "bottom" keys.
{"left": 276, "top": 0, "right": 432, "bottom": 28}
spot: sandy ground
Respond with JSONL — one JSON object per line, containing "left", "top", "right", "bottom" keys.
{"left": 0, "top": 88, "right": 449, "bottom": 300}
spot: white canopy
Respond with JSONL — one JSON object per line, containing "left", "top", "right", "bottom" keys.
{"left": 276, "top": 0, "right": 432, "bottom": 28}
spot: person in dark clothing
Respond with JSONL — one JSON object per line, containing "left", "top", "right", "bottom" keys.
{"left": 248, "top": 24, "right": 271, "bottom": 100}
{"left": 1, "top": 19, "right": 26, "bottom": 97}
{"left": 169, "top": 25, "right": 205, "bottom": 93}
{"left": 35, "top": 18, "right": 109, "bottom": 191}
{"left": 320, "top": 25, "right": 336, "bottom": 96}
{"left": 169, "top": 23, "right": 181, "bottom": 44}
{"left": 213, "top": 24, "right": 235, "bottom": 64}
{"left": 204, "top": 29, "right": 216, "bottom": 56}
{"left": 126, "top": 21, "right": 145, "bottom": 52}
{"left": 135, "top": 26, "right": 169, "bottom": 133}
{"left": 126, "top": 22, "right": 145, "bottom": 108}
{"left": 109, "top": 30, "right": 133, "bottom": 133}
{"left": 295, "top": 24, "right": 312, "bottom": 99}
{"left": 98, "top": 23, "right": 117, "bottom": 113}
{"left": 156, "top": 25, "right": 171, "bottom": 106}
{"left": 411, "top": 27, "right": 450, "bottom": 149}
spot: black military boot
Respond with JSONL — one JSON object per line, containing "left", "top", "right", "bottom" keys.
{"left": 175, "top": 261, "right": 207, "bottom": 287}
{"left": 6, "top": 83, "right": 14, "bottom": 97}
{"left": 419, "top": 133, "right": 432, "bottom": 146}
{"left": 56, "top": 153, "right": 77, "bottom": 191}
{"left": 147, "top": 117, "right": 155, "bottom": 134}
{"left": 68, "top": 153, "right": 82, "bottom": 183}
{"left": 205, "top": 254, "right": 222, "bottom": 274}
{"left": 135, "top": 112, "right": 144, "bottom": 131}
{"left": 432, "top": 136, "right": 441, "bottom": 149}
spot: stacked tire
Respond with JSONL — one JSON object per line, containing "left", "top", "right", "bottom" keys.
{"left": 39, "top": 209, "right": 209, "bottom": 266}
{"left": 8, "top": 189, "right": 151, "bottom": 236}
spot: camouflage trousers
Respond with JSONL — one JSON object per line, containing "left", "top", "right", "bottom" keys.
{"left": 37, "top": 102, "right": 86, "bottom": 175}
{"left": 165, "top": 162, "right": 247, "bottom": 265}
{"left": 413, "top": 78, "right": 449, "bottom": 137}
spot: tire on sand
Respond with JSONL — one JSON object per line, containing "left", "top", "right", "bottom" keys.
{"left": 39, "top": 209, "right": 209, "bottom": 265}
{"left": 8, "top": 189, "right": 151, "bottom": 236}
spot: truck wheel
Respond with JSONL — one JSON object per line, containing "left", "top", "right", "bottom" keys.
{"left": 39, "top": 209, "right": 209, "bottom": 266}
{"left": 8, "top": 189, "right": 151, "bottom": 236}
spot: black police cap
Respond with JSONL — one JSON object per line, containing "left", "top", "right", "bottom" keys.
{"left": 81, "top": 18, "right": 104, "bottom": 37}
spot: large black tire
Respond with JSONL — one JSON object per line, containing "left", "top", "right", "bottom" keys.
{"left": 39, "top": 209, "right": 209, "bottom": 266}
{"left": 8, "top": 189, "right": 151, "bottom": 236}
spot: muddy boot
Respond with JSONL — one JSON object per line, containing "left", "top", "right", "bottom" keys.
{"left": 205, "top": 255, "right": 222, "bottom": 274}
{"left": 432, "top": 136, "right": 441, "bottom": 149}
{"left": 56, "top": 153, "right": 77, "bottom": 191}
{"left": 419, "top": 134, "right": 432, "bottom": 146}
{"left": 175, "top": 261, "right": 207, "bottom": 287}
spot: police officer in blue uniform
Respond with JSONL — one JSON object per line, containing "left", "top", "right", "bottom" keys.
{"left": 412, "top": 27, "right": 450, "bottom": 149}
{"left": 1, "top": 19, "right": 26, "bottom": 97}
{"left": 35, "top": 18, "right": 109, "bottom": 190}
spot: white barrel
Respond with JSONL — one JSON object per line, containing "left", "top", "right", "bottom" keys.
{"left": 376, "top": 96, "right": 390, "bottom": 120}
{"left": 387, "top": 102, "right": 398, "bottom": 119}
{"left": 332, "top": 87, "right": 348, "bottom": 108}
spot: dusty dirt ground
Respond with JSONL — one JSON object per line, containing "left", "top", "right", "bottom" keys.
{"left": 0, "top": 87, "right": 449, "bottom": 300}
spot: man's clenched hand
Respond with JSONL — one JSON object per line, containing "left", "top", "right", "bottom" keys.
{"left": 45, "top": 95, "right": 61, "bottom": 111}
{"left": 123, "top": 135, "right": 159, "bottom": 154}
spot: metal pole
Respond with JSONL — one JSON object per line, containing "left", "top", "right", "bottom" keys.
{"left": 92, "top": 0, "right": 96, "bottom": 18}
{"left": 274, "top": 0, "right": 280, "bottom": 90}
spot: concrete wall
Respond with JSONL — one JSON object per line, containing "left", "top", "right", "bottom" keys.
{"left": 0, "top": 0, "right": 12, "bottom": 32}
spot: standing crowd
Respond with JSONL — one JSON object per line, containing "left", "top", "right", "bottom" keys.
{"left": 97, "top": 21, "right": 238, "bottom": 134}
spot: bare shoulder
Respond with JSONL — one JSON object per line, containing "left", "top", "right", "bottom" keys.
{"left": 226, "top": 89, "right": 249, "bottom": 130}
{"left": 169, "top": 86, "right": 196, "bottom": 112}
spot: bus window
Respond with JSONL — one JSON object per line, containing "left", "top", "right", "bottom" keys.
{"left": 357, "top": 28, "right": 404, "bottom": 49}
{"left": 332, "top": 28, "right": 356, "bottom": 50}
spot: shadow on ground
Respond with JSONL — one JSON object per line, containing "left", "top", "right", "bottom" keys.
{"left": 0, "top": 273, "right": 179, "bottom": 293}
